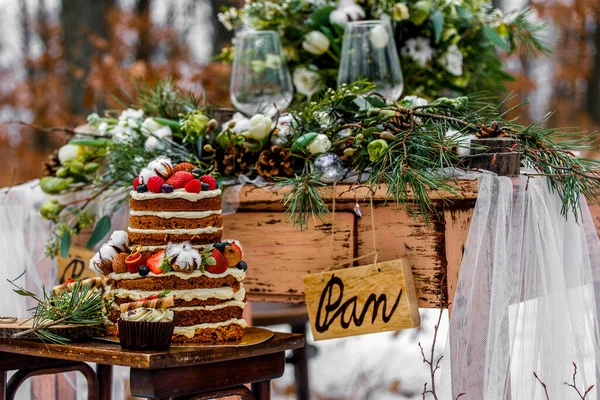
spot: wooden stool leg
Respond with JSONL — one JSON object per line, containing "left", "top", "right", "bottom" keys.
{"left": 6, "top": 363, "right": 99, "bottom": 400}
{"left": 96, "top": 364, "right": 112, "bottom": 400}
{"left": 1, "top": 371, "right": 6, "bottom": 400}
{"left": 173, "top": 385, "right": 255, "bottom": 399}
{"left": 251, "top": 381, "right": 271, "bottom": 400}
{"left": 291, "top": 324, "right": 310, "bottom": 400}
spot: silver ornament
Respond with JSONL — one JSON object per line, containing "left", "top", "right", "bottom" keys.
{"left": 314, "top": 152, "right": 346, "bottom": 183}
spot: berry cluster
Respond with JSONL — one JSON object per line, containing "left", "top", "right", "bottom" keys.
{"left": 133, "top": 162, "right": 218, "bottom": 194}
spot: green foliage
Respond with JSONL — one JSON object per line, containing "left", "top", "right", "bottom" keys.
{"left": 7, "top": 274, "right": 107, "bottom": 345}
{"left": 276, "top": 172, "right": 330, "bottom": 229}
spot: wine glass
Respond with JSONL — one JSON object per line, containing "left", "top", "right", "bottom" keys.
{"left": 337, "top": 21, "right": 404, "bottom": 99}
{"left": 230, "top": 31, "right": 294, "bottom": 116}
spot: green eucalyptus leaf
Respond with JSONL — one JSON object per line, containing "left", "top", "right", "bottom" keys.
{"left": 320, "top": 26, "right": 340, "bottom": 54}
{"left": 291, "top": 132, "right": 318, "bottom": 152}
{"left": 309, "top": 5, "right": 335, "bottom": 28}
{"left": 60, "top": 231, "right": 71, "bottom": 259}
{"left": 353, "top": 97, "right": 371, "bottom": 111}
{"left": 483, "top": 25, "right": 510, "bottom": 51}
{"left": 431, "top": 10, "right": 444, "bottom": 43}
{"left": 455, "top": 6, "right": 472, "bottom": 19}
{"left": 85, "top": 216, "right": 111, "bottom": 249}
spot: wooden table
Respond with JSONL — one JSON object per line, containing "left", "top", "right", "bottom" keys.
{"left": 0, "top": 332, "right": 305, "bottom": 400}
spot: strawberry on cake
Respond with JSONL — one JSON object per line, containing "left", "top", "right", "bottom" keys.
{"left": 90, "top": 157, "right": 248, "bottom": 343}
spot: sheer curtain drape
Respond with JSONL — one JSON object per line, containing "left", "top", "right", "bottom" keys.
{"left": 440, "top": 173, "right": 600, "bottom": 400}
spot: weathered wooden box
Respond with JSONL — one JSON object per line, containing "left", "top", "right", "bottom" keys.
{"left": 222, "top": 181, "right": 480, "bottom": 308}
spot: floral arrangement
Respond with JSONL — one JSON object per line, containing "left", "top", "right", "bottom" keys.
{"left": 218, "top": 0, "right": 547, "bottom": 99}
{"left": 37, "top": 80, "right": 600, "bottom": 258}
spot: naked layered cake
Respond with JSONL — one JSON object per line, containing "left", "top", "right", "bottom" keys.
{"left": 90, "top": 156, "right": 248, "bottom": 343}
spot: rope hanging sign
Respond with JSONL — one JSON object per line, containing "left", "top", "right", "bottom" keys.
{"left": 302, "top": 188, "right": 421, "bottom": 341}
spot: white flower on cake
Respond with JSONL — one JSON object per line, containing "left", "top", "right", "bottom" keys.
{"left": 246, "top": 114, "right": 273, "bottom": 140}
{"left": 308, "top": 133, "right": 332, "bottom": 154}
{"left": 369, "top": 24, "right": 390, "bottom": 49}
{"left": 57, "top": 144, "right": 84, "bottom": 164}
{"left": 302, "top": 31, "right": 330, "bottom": 55}
{"left": 401, "top": 37, "right": 434, "bottom": 67}
{"left": 166, "top": 242, "right": 202, "bottom": 273}
{"left": 293, "top": 67, "right": 321, "bottom": 97}
{"left": 438, "top": 44, "right": 463, "bottom": 76}
{"left": 147, "top": 156, "right": 173, "bottom": 178}
{"left": 138, "top": 168, "right": 156, "bottom": 184}
{"left": 329, "top": 0, "right": 365, "bottom": 25}
{"left": 90, "top": 244, "right": 118, "bottom": 275}
{"left": 108, "top": 230, "right": 129, "bottom": 253}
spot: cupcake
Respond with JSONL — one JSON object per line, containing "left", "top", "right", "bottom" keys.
{"left": 117, "top": 295, "right": 175, "bottom": 350}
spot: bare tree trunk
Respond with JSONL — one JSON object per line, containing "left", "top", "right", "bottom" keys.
{"left": 136, "top": 0, "right": 152, "bottom": 62}
{"left": 587, "top": 11, "right": 600, "bottom": 124}
{"left": 19, "top": 0, "right": 33, "bottom": 81}
{"left": 210, "top": 0, "right": 236, "bottom": 56}
{"left": 60, "top": 0, "right": 115, "bottom": 116}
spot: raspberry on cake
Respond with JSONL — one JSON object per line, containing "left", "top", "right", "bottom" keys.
{"left": 90, "top": 156, "right": 248, "bottom": 344}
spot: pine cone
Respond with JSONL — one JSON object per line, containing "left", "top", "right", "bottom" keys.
{"left": 222, "top": 145, "right": 259, "bottom": 176}
{"left": 477, "top": 122, "right": 507, "bottom": 138}
{"left": 256, "top": 145, "right": 295, "bottom": 179}
{"left": 43, "top": 150, "right": 61, "bottom": 176}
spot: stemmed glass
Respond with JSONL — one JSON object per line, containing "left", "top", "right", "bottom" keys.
{"left": 230, "top": 31, "right": 294, "bottom": 116}
{"left": 337, "top": 21, "right": 404, "bottom": 99}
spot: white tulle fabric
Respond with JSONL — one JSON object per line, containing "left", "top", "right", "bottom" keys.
{"left": 0, "top": 181, "right": 130, "bottom": 400}
{"left": 439, "top": 172, "right": 600, "bottom": 400}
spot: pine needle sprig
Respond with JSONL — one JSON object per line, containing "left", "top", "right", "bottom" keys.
{"left": 119, "top": 78, "right": 205, "bottom": 119}
{"left": 276, "top": 173, "right": 330, "bottom": 229}
{"left": 7, "top": 273, "right": 107, "bottom": 345}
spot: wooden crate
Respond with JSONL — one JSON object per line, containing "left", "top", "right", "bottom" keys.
{"left": 223, "top": 181, "right": 479, "bottom": 308}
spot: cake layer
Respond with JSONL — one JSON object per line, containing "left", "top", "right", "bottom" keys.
{"left": 130, "top": 197, "right": 221, "bottom": 212}
{"left": 111, "top": 275, "right": 241, "bottom": 291}
{"left": 114, "top": 295, "right": 246, "bottom": 308}
{"left": 128, "top": 229, "right": 222, "bottom": 246}
{"left": 129, "top": 214, "right": 223, "bottom": 230}
{"left": 109, "top": 269, "right": 245, "bottom": 282}
{"left": 104, "top": 317, "right": 246, "bottom": 343}
{"left": 110, "top": 286, "right": 246, "bottom": 302}
{"left": 171, "top": 319, "right": 246, "bottom": 342}
{"left": 108, "top": 303, "right": 245, "bottom": 326}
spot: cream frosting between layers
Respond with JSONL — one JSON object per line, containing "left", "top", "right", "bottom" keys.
{"left": 128, "top": 226, "right": 222, "bottom": 235}
{"left": 138, "top": 244, "right": 204, "bottom": 252}
{"left": 129, "top": 210, "right": 222, "bottom": 219}
{"left": 120, "top": 307, "right": 174, "bottom": 322}
{"left": 171, "top": 300, "right": 246, "bottom": 312}
{"left": 109, "top": 268, "right": 245, "bottom": 281}
{"left": 111, "top": 286, "right": 246, "bottom": 302}
{"left": 173, "top": 318, "right": 247, "bottom": 338}
{"left": 130, "top": 188, "right": 221, "bottom": 202}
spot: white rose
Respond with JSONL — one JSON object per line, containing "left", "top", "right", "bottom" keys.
{"left": 392, "top": 3, "right": 410, "bottom": 21}
{"left": 302, "top": 31, "right": 330, "bottom": 55}
{"left": 329, "top": 0, "right": 365, "bottom": 25}
{"left": 141, "top": 117, "right": 163, "bottom": 133}
{"left": 438, "top": 44, "right": 463, "bottom": 76}
{"left": 247, "top": 114, "right": 273, "bottom": 140}
{"left": 308, "top": 134, "right": 332, "bottom": 154}
{"left": 57, "top": 144, "right": 84, "bottom": 164}
{"left": 293, "top": 67, "right": 321, "bottom": 97}
{"left": 369, "top": 24, "right": 390, "bottom": 49}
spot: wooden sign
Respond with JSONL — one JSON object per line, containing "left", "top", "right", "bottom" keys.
{"left": 57, "top": 246, "right": 97, "bottom": 284}
{"left": 303, "top": 259, "right": 420, "bottom": 340}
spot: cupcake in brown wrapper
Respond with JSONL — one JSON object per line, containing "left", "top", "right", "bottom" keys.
{"left": 117, "top": 304, "right": 175, "bottom": 350}
{"left": 118, "top": 320, "right": 174, "bottom": 350}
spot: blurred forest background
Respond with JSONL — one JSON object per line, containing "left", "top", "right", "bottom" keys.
{"left": 0, "top": 0, "right": 599, "bottom": 188}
